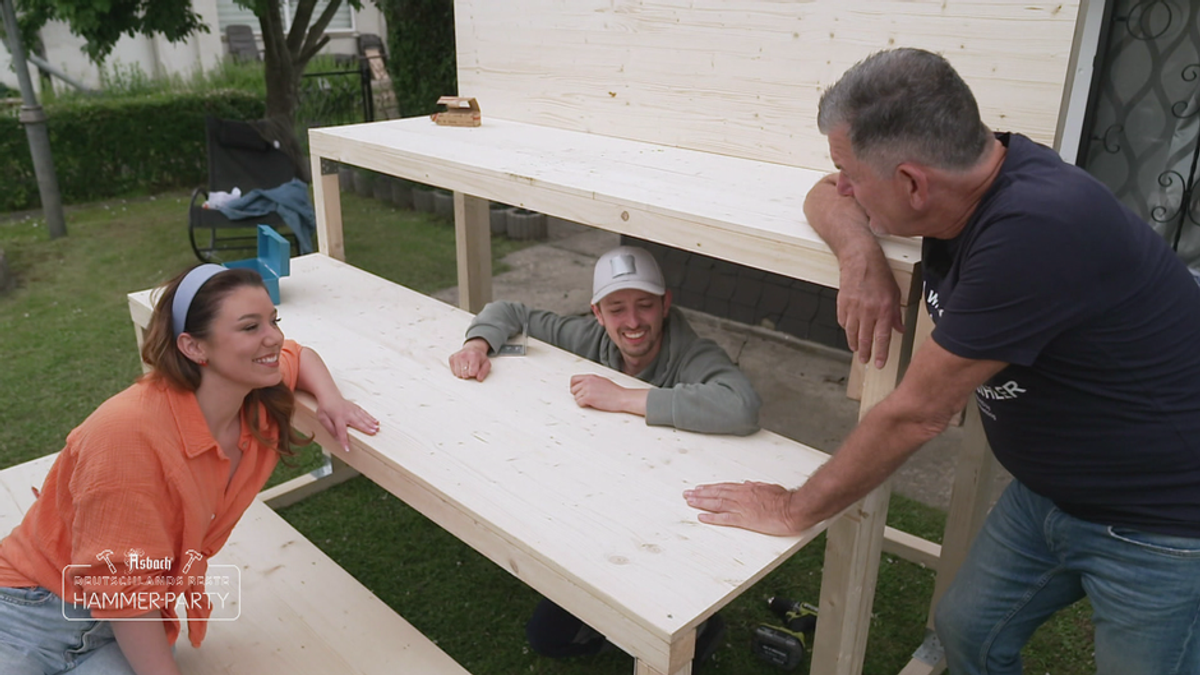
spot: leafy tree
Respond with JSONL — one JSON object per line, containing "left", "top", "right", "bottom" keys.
{"left": 381, "top": 0, "right": 454, "bottom": 117}
{"left": 12, "top": 0, "right": 367, "bottom": 180}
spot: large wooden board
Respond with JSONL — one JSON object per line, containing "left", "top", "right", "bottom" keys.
{"left": 309, "top": 117, "right": 920, "bottom": 291}
{"left": 454, "top": 0, "right": 1082, "bottom": 168}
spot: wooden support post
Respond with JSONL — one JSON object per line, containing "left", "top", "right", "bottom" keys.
{"left": 454, "top": 191, "right": 492, "bottom": 312}
{"left": 809, "top": 334, "right": 905, "bottom": 675}
{"left": 811, "top": 270, "right": 920, "bottom": 675}
{"left": 312, "top": 156, "right": 346, "bottom": 260}
{"left": 259, "top": 454, "right": 360, "bottom": 510}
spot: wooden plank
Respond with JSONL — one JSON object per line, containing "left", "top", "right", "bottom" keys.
{"left": 453, "top": 0, "right": 1080, "bottom": 168}
{"left": 257, "top": 453, "right": 360, "bottom": 510}
{"left": 810, "top": 272, "right": 921, "bottom": 675}
{"left": 311, "top": 157, "right": 345, "bottom": 260}
{"left": 809, "top": 349, "right": 904, "bottom": 675}
{"left": 846, "top": 358, "right": 864, "bottom": 402}
{"left": 175, "top": 500, "right": 472, "bottom": 674}
{"left": 454, "top": 191, "right": 492, "bottom": 312}
{"left": 0, "top": 454, "right": 59, "bottom": 535}
{"left": 308, "top": 118, "right": 920, "bottom": 291}
{"left": 882, "top": 526, "right": 941, "bottom": 572}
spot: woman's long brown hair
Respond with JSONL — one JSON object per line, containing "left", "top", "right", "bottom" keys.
{"left": 140, "top": 266, "right": 306, "bottom": 456}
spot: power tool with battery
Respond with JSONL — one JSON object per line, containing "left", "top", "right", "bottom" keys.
{"left": 751, "top": 596, "right": 819, "bottom": 671}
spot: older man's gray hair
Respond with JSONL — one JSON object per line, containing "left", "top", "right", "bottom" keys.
{"left": 817, "top": 48, "right": 992, "bottom": 173}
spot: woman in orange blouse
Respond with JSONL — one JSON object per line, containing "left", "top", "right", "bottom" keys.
{"left": 0, "top": 264, "right": 379, "bottom": 675}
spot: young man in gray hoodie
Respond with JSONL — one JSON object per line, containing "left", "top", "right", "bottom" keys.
{"left": 448, "top": 245, "right": 762, "bottom": 436}
{"left": 447, "top": 244, "right": 760, "bottom": 671}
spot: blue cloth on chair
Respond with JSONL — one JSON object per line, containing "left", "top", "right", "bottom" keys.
{"left": 217, "top": 178, "right": 315, "bottom": 253}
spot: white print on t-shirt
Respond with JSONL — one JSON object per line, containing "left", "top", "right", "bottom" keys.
{"left": 926, "top": 288, "right": 944, "bottom": 318}
{"left": 977, "top": 380, "right": 1026, "bottom": 401}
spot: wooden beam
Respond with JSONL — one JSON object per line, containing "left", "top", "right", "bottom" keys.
{"left": 882, "top": 526, "right": 941, "bottom": 572}
{"left": 311, "top": 155, "right": 345, "bottom": 260}
{"left": 454, "top": 191, "right": 492, "bottom": 312}
{"left": 258, "top": 454, "right": 360, "bottom": 510}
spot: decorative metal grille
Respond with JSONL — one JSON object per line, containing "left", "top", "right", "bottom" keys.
{"left": 295, "top": 63, "right": 375, "bottom": 154}
{"left": 1079, "top": 0, "right": 1200, "bottom": 266}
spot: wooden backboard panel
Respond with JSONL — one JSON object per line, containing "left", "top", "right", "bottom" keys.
{"left": 454, "top": 0, "right": 1082, "bottom": 169}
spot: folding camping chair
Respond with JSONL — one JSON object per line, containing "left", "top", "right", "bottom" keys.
{"left": 188, "top": 116, "right": 305, "bottom": 263}
{"left": 226, "top": 25, "right": 261, "bottom": 62}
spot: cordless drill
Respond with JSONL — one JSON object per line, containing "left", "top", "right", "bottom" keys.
{"left": 752, "top": 596, "right": 818, "bottom": 671}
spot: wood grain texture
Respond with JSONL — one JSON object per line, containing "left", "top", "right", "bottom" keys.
{"left": 130, "top": 255, "right": 834, "bottom": 673}
{"left": 454, "top": 0, "right": 1081, "bottom": 167}
{"left": 310, "top": 117, "right": 920, "bottom": 291}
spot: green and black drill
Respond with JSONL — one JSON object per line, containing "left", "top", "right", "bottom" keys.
{"left": 752, "top": 596, "right": 819, "bottom": 671}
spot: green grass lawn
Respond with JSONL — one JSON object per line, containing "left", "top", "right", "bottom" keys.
{"left": 0, "top": 193, "right": 1094, "bottom": 674}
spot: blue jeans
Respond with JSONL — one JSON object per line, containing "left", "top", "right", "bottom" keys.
{"left": 0, "top": 587, "right": 134, "bottom": 675}
{"left": 935, "top": 481, "right": 1200, "bottom": 675}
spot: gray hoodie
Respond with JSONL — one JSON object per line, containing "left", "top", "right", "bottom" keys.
{"left": 464, "top": 301, "right": 761, "bottom": 435}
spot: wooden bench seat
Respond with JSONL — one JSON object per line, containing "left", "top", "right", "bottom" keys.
{"left": 0, "top": 454, "right": 471, "bottom": 675}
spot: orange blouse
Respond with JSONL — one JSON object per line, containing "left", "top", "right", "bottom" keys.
{"left": 0, "top": 340, "right": 302, "bottom": 647}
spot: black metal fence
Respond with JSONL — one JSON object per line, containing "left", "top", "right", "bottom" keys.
{"left": 295, "top": 62, "right": 376, "bottom": 154}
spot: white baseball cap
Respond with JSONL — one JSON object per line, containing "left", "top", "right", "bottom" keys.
{"left": 591, "top": 246, "right": 666, "bottom": 305}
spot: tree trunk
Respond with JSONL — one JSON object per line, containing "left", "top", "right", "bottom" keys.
{"left": 259, "top": 3, "right": 311, "bottom": 183}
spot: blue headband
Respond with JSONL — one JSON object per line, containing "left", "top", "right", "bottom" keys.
{"left": 171, "top": 264, "right": 226, "bottom": 337}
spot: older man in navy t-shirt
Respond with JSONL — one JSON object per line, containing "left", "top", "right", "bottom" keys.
{"left": 684, "top": 48, "right": 1200, "bottom": 675}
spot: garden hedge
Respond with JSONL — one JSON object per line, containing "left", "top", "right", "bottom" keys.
{"left": 1, "top": 89, "right": 264, "bottom": 212}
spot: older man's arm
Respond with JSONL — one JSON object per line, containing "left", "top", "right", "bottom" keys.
{"left": 805, "top": 173, "right": 905, "bottom": 368}
{"left": 684, "top": 339, "right": 1006, "bottom": 534}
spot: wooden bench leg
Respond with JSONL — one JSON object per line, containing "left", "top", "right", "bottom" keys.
{"left": 810, "top": 321, "right": 909, "bottom": 675}
{"left": 258, "top": 399, "right": 362, "bottom": 508}
{"left": 454, "top": 192, "right": 492, "bottom": 312}
{"left": 258, "top": 452, "right": 360, "bottom": 509}
{"left": 312, "top": 156, "right": 345, "bottom": 261}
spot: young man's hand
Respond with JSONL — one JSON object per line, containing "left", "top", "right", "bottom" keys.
{"left": 449, "top": 338, "right": 492, "bottom": 381}
{"left": 569, "top": 374, "right": 648, "bottom": 416}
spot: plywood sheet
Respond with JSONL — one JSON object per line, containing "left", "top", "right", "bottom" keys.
{"left": 454, "top": 0, "right": 1081, "bottom": 168}
{"left": 309, "top": 117, "right": 920, "bottom": 290}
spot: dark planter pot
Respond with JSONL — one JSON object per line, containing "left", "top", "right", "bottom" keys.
{"left": 432, "top": 189, "right": 454, "bottom": 221}
{"left": 506, "top": 208, "right": 547, "bottom": 240}
{"left": 391, "top": 179, "right": 413, "bottom": 209}
{"left": 490, "top": 203, "right": 514, "bottom": 235}
{"left": 0, "top": 248, "right": 12, "bottom": 295}
{"left": 353, "top": 171, "right": 373, "bottom": 197}
{"left": 373, "top": 175, "right": 392, "bottom": 202}
{"left": 546, "top": 215, "right": 588, "bottom": 240}
{"left": 412, "top": 186, "right": 436, "bottom": 212}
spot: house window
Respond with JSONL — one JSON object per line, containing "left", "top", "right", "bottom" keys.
{"left": 217, "top": 1, "right": 354, "bottom": 33}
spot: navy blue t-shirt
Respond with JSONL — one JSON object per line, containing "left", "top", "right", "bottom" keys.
{"left": 924, "top": 133, "right": 1200, "bottom": 537}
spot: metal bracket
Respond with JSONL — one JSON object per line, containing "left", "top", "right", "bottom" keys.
{"left": 309, "top": 454, "right": 335, "bottom": 480}
{"left": 319, "top": 158, "right": 340, "bottom": 176}
{"left": 18, "top": 105, "right": 47, "bottom": 125}
{"left": 912, "top": 629, "right": 945, "bottom": 666}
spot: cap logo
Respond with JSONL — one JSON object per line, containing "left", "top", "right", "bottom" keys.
{"left": 610, "top": 254, "right": 637, "bottom": 278}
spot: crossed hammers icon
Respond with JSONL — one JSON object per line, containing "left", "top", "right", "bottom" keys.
{"left": 182, "top": 549, "right": 203, "bottom": 575}
{"left": 95, "top": 550, "right": 116, "bottom": 574}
